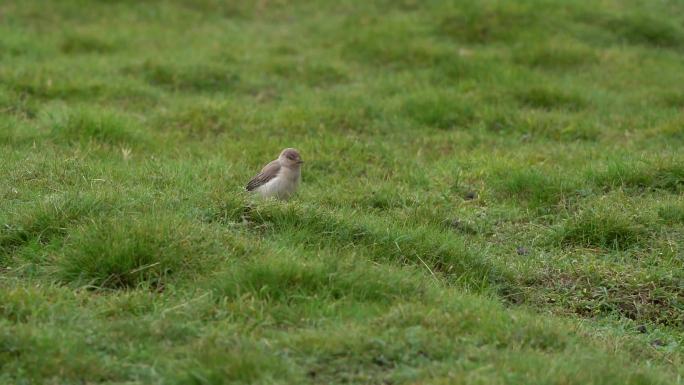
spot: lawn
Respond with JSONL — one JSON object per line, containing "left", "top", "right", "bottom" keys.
{"left": 1, "top": 0, "right": 683, "bottom": 384}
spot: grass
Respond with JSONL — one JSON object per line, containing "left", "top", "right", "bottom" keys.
{"left": 1, "top": 0, "right": 683, "bottom": 383}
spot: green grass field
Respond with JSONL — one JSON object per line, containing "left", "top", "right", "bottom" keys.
{"left": 1, "top": 0, "right": 684, "bottom": 383}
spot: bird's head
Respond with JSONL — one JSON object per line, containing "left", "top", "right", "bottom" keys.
{"left": 279, "top": 148, "right": 304, "bottom": 169}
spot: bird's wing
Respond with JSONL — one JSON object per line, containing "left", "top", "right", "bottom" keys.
{"left": 246, "top": 160, "right": 281, "bottom": 191}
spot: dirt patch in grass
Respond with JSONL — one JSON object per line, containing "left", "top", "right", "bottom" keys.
{"left": 522, "top": 269, "right": 684, "bottom": 327}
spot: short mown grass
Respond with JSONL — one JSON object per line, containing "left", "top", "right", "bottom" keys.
{"left": 1, "top": 0, "right": 683, "bottom": 383}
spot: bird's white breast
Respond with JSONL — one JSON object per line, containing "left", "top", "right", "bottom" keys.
{"left": 255, "top": 167, "right": 300, "bottom": 200}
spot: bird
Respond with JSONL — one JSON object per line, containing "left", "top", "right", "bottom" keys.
{"left": 245, "top": 148, "right": 303, "bottom": 200}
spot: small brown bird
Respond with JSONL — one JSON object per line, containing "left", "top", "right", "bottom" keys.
{"left": 246, "top": 148, "right": 303, "bottom": 200}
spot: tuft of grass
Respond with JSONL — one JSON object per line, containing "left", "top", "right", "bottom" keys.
{"left": 603, "top": 13, "right": 684, "bottom": 48}
{"left": 178, "top": 337, "right": 301, "bottom": 385}
{"left": 4, "top": 70, "right": 105, "bottom": 101}
{"left": 0, "top": 193, "right": 107, "bottom": 260}
{"left": 0, "top": 324, "right": 120, "bottom": 383}
{"left": 126, "top": 61, "right": 240, "bottom": 93}
{"left": 489, "top": 167, "right": 575, "bottom": 209}
{"left": 555, "top": 204, "right": 650, "bottom": 250}
{"left": 515, "top": 86, "right": 587, "bottom": 111}
{"left": 58, "top": 216, "right": 221, "bottom": 289}
{"left": 402, "top": 91, "right": 476, "bottom": 129}
{"left": 60, "top": 33, "right": 117, "bottom": 54}
{"left": 211, "top": 255, "right": 429, "bottom": 304}
{"left": 0, "top": 287, "right": 56, "bottom": 323}
{"left": 153, "top": 100, "right": 249, "bottom": 138}
{"left": 658, "top": 203, "right": 684, "bottom": 224}
{"left": 356, "top": 186, "right": 412, "bottom": 210}
{"left": 660, "top": 92, "right": 684, "bottom": 108}
{"left": 215, "top": 200, "right": 505, "bottom": 289}
{"left": 511, "top": 110, "right": 601, "bottom": 141}
{"left": 438, "top": 1, "right": 545, "bottom": 44}
{"left": 44, "top": 106, "right": 139, "bottom": 145}
{"left": 272, "top": 97, "right": 383, "bottom": 135}
{"left": 0, "top": 116, "right": 41, "bottom": 145}
{"left": 513, "top": 40, "right": 598, "bottom": 70}
{"left": 266, "top": 58, "right": 348, "bottom": 87}
{"left": 342, "top": 18, "right": 452, "bottom": 70}
{"left": 0, "top": 89, "right": 40, "bottom": 119}
{"left": 589, "top": 159, "right": 684, "bottom": 193}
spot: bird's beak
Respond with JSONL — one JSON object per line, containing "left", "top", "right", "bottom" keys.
{"left": 297, "top": 160, "right": 304, "bottom": 164}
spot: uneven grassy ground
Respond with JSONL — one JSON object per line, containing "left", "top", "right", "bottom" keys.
{"left": 1, "top": 0, "right": 683, "bottom": 383}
